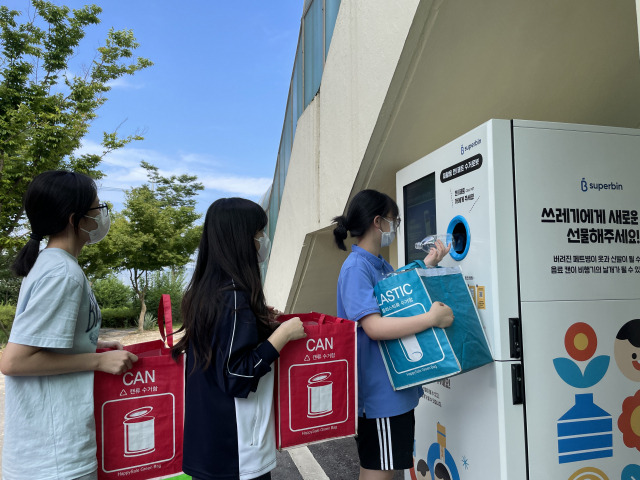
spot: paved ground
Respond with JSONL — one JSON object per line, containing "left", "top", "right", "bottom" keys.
{"left": 0, "top": 329, "right": 407, "bottom": 479}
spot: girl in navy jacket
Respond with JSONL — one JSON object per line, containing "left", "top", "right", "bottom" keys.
{"left": 172, "top": 198, "right": 305, "bottom": 480}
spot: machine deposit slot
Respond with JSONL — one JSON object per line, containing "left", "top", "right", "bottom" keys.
{"left": 447, "top": 215, "right": 471, "bottom": 261}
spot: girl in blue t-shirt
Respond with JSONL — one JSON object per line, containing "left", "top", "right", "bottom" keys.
{"left": 333, "top": 189, "right": 454, "bottom": 480}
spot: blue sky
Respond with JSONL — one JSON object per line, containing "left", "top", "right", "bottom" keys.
{"left": 7, "top": 0, "right": 303, "bottom": 216}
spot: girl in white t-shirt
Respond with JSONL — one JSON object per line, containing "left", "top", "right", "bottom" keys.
{"left": 0, "top": 171, "right": 138, "bottom": 480}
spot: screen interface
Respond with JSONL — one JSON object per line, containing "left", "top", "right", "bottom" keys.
{"left": 403, "top": 173, "right": 436, "bottom": 265}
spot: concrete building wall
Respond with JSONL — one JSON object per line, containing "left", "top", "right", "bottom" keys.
{"left": 264, "top": 0, "right": 421, "bottom": 310}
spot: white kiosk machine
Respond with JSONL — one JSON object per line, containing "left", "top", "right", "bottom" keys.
{"left": 396, "top": 120, "right": 640, "bottom": 480}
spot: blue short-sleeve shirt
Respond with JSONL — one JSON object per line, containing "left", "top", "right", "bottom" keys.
{"left": 336, "top": 245, "right": 422, "bottom": 418}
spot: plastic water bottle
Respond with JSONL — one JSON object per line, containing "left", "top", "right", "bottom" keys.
{"left": 399, "top": 334, "right": 423, "bottom": 362}
{"left": 415, "top": 233, "right": 453, "bottom": 253}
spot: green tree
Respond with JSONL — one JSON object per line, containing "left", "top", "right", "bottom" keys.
{"left": 0, "top": 251, "right": 21, "bottom": 303}
{"left": 144, "top": 269, "right": 186, "bottom": 324}
{"left": 81, "top": 162, "right": 203, "bottom": 331}
{"left": 0, "top": 1, "right": 152, "bottom": 252}
{"left": 92, "top": 274, "right": 133, "bottom": 309}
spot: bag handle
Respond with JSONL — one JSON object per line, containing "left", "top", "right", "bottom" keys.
{"left": 396, "top": 259, "right": 427, "bottom": 272}
{"left": 157, "top": 294, "right": 174, "bottom": 347}
{"left": 317, "top": 313, "right": 327, "bottom": 325}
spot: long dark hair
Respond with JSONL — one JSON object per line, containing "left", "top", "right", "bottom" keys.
{"left": 332, "top": 189, "right": 399, "bottom": 250}
{"left": 12, "top": 171, "right": 97, "bottom": 276}
{"left": 172, "top": 197, "right": 271, "bottom": 370}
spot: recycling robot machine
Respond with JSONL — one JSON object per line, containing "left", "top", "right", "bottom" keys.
{"left": 395, "top": 120, "right": 640, "bottom": 480}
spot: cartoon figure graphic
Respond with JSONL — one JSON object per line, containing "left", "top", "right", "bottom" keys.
{"left": 618, "top": 390, "right": 640, "bottom": 451}
{"left": 425, "top": 423, "right": 460, "bottom": 480}
{"left": 410, "top": 439, "right": 419, "bottom": 480}
{"left": 621, "top": 464, "right": 640, "bottom": 480}
{"left": 614, "top": 319, "right": 640, "bottom": 382}
{"left": 553, "top": 323, "right": 609, "bottom": 389}
{"left": 567, "top": 466, "right": 609, "bottom": 480}
{"left": 415, "top": 458, "right": 430, "bottom": 480}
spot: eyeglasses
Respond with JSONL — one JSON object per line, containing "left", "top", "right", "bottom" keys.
{"left": 86, "top": 204, "right": 109, "bottom": 217}
{"left": 384, "top": 217, "right": 401, "bottom": 229}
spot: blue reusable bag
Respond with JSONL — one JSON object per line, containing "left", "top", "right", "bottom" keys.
{"left": 419, "top": 266, "right": 494, "bottom": 373}
{"left": 374, "top": 261, "right": 493, "bottom": 390}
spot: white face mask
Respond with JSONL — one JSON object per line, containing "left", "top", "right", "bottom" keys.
{"left": 82, "top": 208, "right": 111, "bottom": 245}
{"left": 379, "top": 217, "right": 396, "bottom": 248}
{"left": 255, "top": 231, "right": 271, "bottom": 263}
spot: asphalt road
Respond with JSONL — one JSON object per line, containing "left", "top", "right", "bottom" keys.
{"left": 275, "top": 437, "right": 405, "bottom": 480}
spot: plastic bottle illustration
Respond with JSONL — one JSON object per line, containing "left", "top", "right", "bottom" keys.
{"left": 557, "top": 393, "right": 613, "bottom": 464}
{"left": 399, "top": 334, "right": 424, "bottom": 362}
{"left": 123, "top": 406, "right": 155, "bottom": 457}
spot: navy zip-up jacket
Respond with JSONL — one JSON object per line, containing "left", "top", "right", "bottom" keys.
{"left": 182, "top": 285, "right": 279, "bottom": 480}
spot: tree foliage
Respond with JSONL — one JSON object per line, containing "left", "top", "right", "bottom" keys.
{"left": 0, "top": 1, "right": 152, "bottom": 251}
{"left": 80, "top": 162, "right": 203, "bottom": 331}
{"left": 92, "top": 274, "right": 132, "bottom": 309}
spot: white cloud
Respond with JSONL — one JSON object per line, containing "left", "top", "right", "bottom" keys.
{"left": 106, "top": 77, "right": 144, "bottom": 90}
{"left": 200, "top": 175, "right": 272, "bottom": 196}
{"left": 179, "top": 152, "right": 222, "bottom": 167}
{"left": 74, "top": 140, "right": 273, "bottom": 212}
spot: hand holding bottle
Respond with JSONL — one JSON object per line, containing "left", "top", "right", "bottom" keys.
{"left": 416, "top": 235, "right": 452, "bottom": 266}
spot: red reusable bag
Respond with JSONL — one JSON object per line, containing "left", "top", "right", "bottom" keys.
{"left": 274, "top": 312, "right": 357, "bottom": 449}
{"left": 94, "top": 294, "right": 185, "bottom": 480}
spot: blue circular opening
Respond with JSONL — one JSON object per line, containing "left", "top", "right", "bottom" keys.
{"left": 447, "top": 215, "right": 470, "bottom": 261}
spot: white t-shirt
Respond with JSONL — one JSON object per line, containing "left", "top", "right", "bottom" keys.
{"left": 3, "top": 248, "right": 102, "bottom": 480}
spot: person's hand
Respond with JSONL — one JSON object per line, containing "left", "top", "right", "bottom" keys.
{"left": 424, "top": 239, "right": 450, "bottom": 267}
{"left": 428, "top": 302, "right": 454, "bottom": 329}
{"left": 277, "top": 317, "right": 306, "bottom": 342}
{"left": 97, "top": 350, "right": 138, "bottom": 375}
{"left": 268, "top": 305, "right": 283, "bottom": 322}
{"left": 97, "top": 340, "right": 123, "bottom": 350}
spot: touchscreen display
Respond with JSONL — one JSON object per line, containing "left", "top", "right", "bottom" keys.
{"left": 402, "top": 173, "right": 436, "bottom": 265}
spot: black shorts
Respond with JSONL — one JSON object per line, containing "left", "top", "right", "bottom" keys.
{"left": 356, "top": 410, "right": 415, "bottom": 471}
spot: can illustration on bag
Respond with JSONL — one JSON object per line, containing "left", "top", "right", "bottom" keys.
{"left": 307, "top": 372, "right": 333, "bottom": 418}
{"left": 123, "top": 406, "right": 155, "bottom": 457}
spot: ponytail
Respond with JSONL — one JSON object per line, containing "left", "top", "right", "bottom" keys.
{"left": 11, "top": 238, "right": 42, "bottom": 277}
{"left": 332, "top": 215, "right": 349, "bottom": 251}
{"left": 11, "top": 171, "right": 97, "bottom": 277}
{"left": 331, "top": 189, "right": 399, "bottom": 250}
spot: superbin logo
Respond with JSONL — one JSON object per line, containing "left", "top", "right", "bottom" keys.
{"left": 460, "top": 138, "right": 481, "bottom": 155}
{"left": 581, "top": 177, "right": 623, "bottom": 192}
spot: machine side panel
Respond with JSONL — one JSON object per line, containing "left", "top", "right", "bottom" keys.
{"left": 513, "top": 124, "right": 640, "bottom": 477}
{"left": 513, "top": 126, "right": 640, "bottom": 302}
{"left": 520, "top": 300, "right": 640, "bottom": 479}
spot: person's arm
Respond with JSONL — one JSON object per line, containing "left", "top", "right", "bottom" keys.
{"left": 266, "top": 317, "right": 305, "bottom": 352}
{"left": 359, "top": 301, "right": 453, "bottom": 340}
{"left": 215, "top": 291, "right": 304, "bottom": 398}
{"left": 97, "top": 340, "right": 123, "bottom": 350}
{"left": 339, "top": 261, "right": 453, "bottom": 341}
{"left": 0, "top": 342, "right": 138, "bottom": 376}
